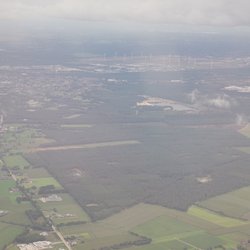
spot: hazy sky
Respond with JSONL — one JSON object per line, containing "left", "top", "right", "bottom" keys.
{"left": 0, "top": 0, "right": 249, "bottom": 27}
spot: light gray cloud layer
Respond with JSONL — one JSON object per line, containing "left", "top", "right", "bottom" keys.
{"left": 0, "top": 0, "right": 249, "bottom": 26}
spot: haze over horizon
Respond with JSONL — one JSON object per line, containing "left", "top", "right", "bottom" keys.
{"left": 1, "top": 0, "right": 250, "bottom": 28}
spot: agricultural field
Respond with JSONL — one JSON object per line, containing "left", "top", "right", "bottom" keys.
{"left": 57, "top": 202, "right": 241, "bottom": 250}
{"left": 0, "top": 180, "right": 32, "bottom": 225}
{"left": 3, "top": 155, "right": 30, "bottom": 169}
{"left": 24, "top": 176, "right": 62, "bottom": 189}
{"left": 1, "top": 124, "right": 53, "bottom": 154}
{"left": 181, "top": 232, "right": 224, "bottom": 249}
{"left": 39, "top": 193, "right": 90, "bottom": 225}
{"left": 187, "top": 206, "right": 248, "bottom": 227}
{"left": 130, "top": 213, "right": 226, "bottom": 249}
{"left": 1, "top": 51, "right": 250, "bottom": 250}
{"left": 23, "top": 167, "right": 52, "bottom": 178}
{"left": 0, "top": 124, "right": 250, "bottom": 249}
{"left": 197, "top": 186, "right": 250, "bottom": 220}
{"left": 132, "top": 215, "right": 199, "bottom": 240}
{"left": 0, "top": 223, "right": 24, "bottom": 250}
{"left": 72, "top": 233, "right": 141, "bottom": 250}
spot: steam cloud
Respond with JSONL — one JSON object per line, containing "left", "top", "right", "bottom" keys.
{"left": 188, "top": 90, "right": 236, "bottom": 109}
{"left": 236, "top": 114, "right": 248, "bottom": 126}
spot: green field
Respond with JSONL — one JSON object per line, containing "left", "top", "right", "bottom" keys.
{"left": 24, "top": 177, "right": 62, "bottom": 189}
{"left": 198, "top": 186, "right": 250, "bottom": 220}
{"left": 127, "top": 233, "right": 223, "bottom": 250}
{"left": 1, "top": 125, "right": 53, "bottom": 154}
{"left": 39, "top": 193, "right": 90, "bottom": 225}
{"left": 73, "top": 233, "right": 141, "bottom": 250}
{"left": 188, "top": 206, "right": 247, "bottom": 227}
{"left": 182, "top": 232, "right": 224, "bottom": 249}
{"left": 58, "top": 203, "right": 235, "bottom": 249}
{"left": 123, "top": 241, "right": 194, "bottom": 250}
{"left": 24, "top": 167, "right": 52, "bottom": 178}
{"left": 133, "top": 215, "right": 199, "bottom": 240}
{"left": 3, "top": 155, "right": 30, "bottom": 169}
{"left": 0, "top": 223, "right": 24, "bottom": 250}
{"left": 59, "top": 224, "right": 92, "bottom": 236}
{"left": 0, "top": 180, "right": 32, "bottom": 225}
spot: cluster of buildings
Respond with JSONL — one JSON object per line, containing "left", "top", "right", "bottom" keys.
{"left": 17, "top": 241, "right": 52, "bottom": 250}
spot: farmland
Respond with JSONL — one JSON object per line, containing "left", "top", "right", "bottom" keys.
{"left": 0, "top": 180, "right": 33, "bottom": 225}
{"left": 0, "top": 224, "right": 24, "bottom": 250}
{"left": 197, "top": 186, "right": 250, "bottom": 220}
{"left": 53, "top": 200, "right": 250, "bottom": 250}
{"left": 24, "top": 177, "right": 62, "bottom": 189}
{"left": 39, "top": 193, "right": 90, "bottom": 225}
{"left": 187, "top": 206, "right": 247, "bottom": 227}
{"left": 0, "top": 118, "right": 249, "bottom": 249}
{"left": 3, "top": 155, "right": 30, "bottom": 169}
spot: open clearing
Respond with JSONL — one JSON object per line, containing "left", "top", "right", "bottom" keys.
{"left": 29, "top": 140, "right": 140, "bottom": 153}
{"left": 60, "top": 124, "right": 93, "bottom": 128}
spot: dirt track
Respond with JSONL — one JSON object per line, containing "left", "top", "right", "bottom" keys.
{"left": 29, "top": 140, "right": 140, "bottom": 153}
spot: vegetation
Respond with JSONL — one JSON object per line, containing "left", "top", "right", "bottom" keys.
{"left": 187, "top": 206, "right": 247, "bottom": 227}
{"left": 15, "top": 231, "right": 45, "bottom": 244}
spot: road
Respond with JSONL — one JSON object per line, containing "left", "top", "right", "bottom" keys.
{"left": 8, "top": 167, "right": 72, "bottom": 250}
{"left": 52, "top": 225, "right": 73, "bottom": 250}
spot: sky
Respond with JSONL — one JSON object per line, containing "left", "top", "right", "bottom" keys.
{"left": 0, "top": 0, "right": 250, "bottom": 27}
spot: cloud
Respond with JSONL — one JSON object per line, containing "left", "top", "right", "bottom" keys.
{"left": 0, "top": 0, "right": 250, "bottom": 27}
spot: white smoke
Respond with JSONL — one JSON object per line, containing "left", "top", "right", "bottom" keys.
{"left": 236, "top": 114, "right": 248, "bottom": 126}
{"left": 206, "top": 95, "right": 232, "bottom": 109}
{"left": 188, "top": 90, "right": 236, "bottom": 110}
{"left": 188, "top": 89, "right": 200, "bottom": 103}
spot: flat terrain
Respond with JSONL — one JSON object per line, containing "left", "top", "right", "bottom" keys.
{"left": 187, "top": 206, "right": 248, "bottom": 227}
{"left": 30, "top": 140, "right": 140, "bottom": 153}
{"left": 3, "top": 155, "right": 30, "bottom": 169}
{"left": 197, "top": 186, "right": 250, "bottom": 220}
{"left": 1, "top": 47, "right": 250, "bottom": 249}
{"left": 55, "top": 201, "right": 250, "bottom": 250}
{"left": 39, "top": 193, "right": 90, "bottom": 226}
